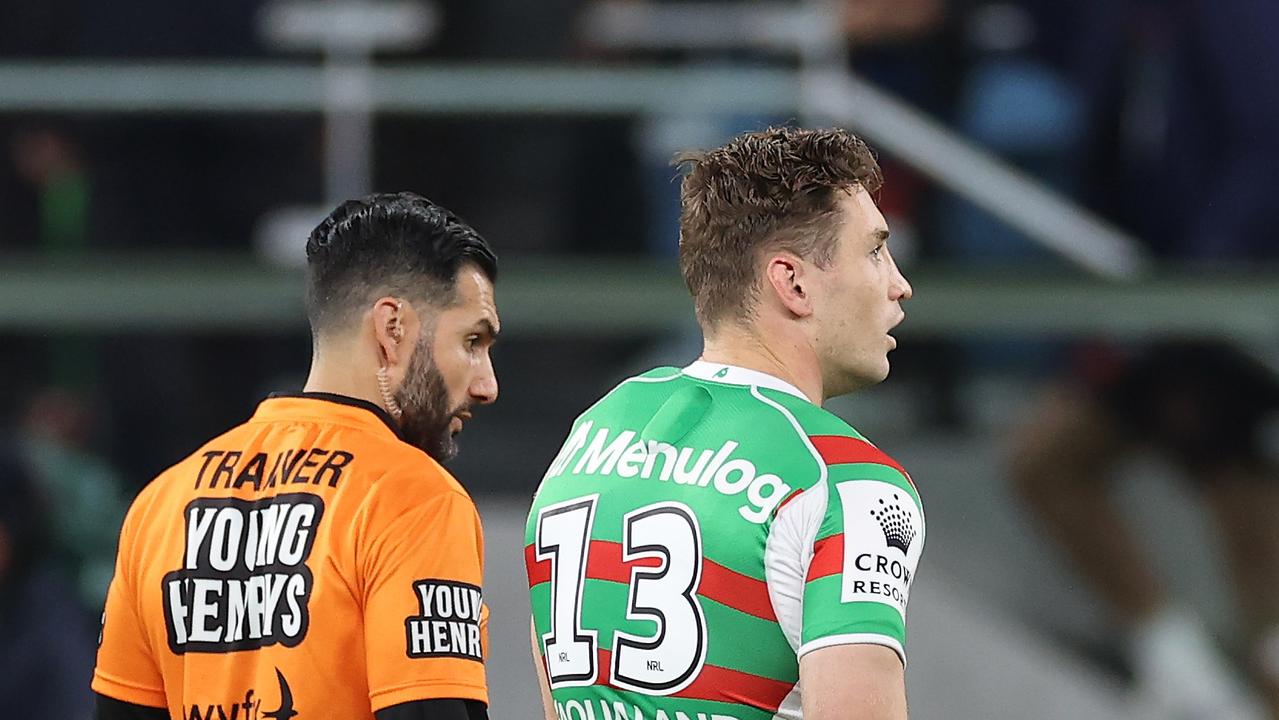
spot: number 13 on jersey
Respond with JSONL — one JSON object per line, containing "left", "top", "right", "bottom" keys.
{"left": 534, "top": 495, "right": 709, "bottom": 696}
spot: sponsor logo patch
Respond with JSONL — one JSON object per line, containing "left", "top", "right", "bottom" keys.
{"left": 405, "top": 579, "right": 484, "bottom": 662}
{"left": 835, "top": 480, "right": 924, "bottom": 617}
{"left": 162, "top": 494, "right": 323, "bottom": 654}
{"left": 184, "top": 667, "right": 297, "bottom": 720}
{"left": 543, "top": 421, "right": 792, "bottom": 524}
{"left": 871, "top": 493, "right": 917, "bottom": 553}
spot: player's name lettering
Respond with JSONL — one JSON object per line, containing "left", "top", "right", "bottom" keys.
{"left": 194, "top": 447, "right": 354, "bottom": 491}
{"left": 545, "top": 421, "right": 790, "bottom": 524}
{"left": 554, "top": 698, "right": 740, "bottom": 720}
{"left": 854, "top": 553, "right": 913, "bottom": 587}
{"left": 405, "top": 579, "right": 484, "bottom": 661}
{"left": 165, "top": 572, "right": 309, "bottom": 648}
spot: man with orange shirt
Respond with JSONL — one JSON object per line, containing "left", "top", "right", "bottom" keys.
{"left": 92, "top": 192, "right": 501, "bottom": 720}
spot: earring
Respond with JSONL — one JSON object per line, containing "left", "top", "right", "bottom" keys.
{"left": 377, "top": 365, "right": 402, "bottom": 419}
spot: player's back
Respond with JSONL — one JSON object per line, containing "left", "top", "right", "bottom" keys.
{"left": 94, "top": 394, "right": 489, "bottom": 719}
{"left": 526, "top": 363, "right": 925, "bottom": 720}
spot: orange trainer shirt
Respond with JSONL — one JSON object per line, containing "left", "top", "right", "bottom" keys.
{"left": 93, "top": 393, "right": 489, "bottom": 719}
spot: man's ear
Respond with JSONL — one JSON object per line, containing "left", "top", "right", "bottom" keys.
{"left": 763, "top": 253, "right": 814, "bottom": 318}
{"left": 371, "top": 297, "right": 406, "bottom": 366}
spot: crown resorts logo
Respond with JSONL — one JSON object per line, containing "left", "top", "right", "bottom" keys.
{"left": 870, "top": 493, "right": 916, "bottom": 554}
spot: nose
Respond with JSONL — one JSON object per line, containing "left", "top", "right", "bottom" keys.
{"left": 891, "top": 260, "right": 913, "bottom": 302}
{"left": 470, "top": 352, "right": 499, "bottom": 405}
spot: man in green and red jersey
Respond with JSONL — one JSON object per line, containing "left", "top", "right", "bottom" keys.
{"left": 525, "top": 126, "right": 919, "bottom": 720}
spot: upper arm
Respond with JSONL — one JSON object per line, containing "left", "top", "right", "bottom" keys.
{"left": 362, "top": 486, "right": 489, "bottom": 712}
{"left": 799, "top": 470, "right": 924, "bottom": 661}
{"left": 800, "top": 644, "right": 907, "bottom": 720}
{"left": 92, "top": 492, "right": 167, "bottom": 708}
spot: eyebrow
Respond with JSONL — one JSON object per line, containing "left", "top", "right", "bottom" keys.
{"left": 873, "top": 229, "right": 891, "bottom": 242}
{"left": 473, "top": 318, "right": 500, "bottom": 341}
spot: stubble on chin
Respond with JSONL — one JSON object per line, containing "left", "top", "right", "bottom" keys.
{"left": 394, "top": 344, "right": 458, "bottom": 462}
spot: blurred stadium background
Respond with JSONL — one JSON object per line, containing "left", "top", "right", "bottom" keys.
{"left": 2, "top": 0, "right": 1278, "bottom": 717}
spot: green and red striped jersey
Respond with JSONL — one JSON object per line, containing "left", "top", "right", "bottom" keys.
{"left": 525, "top": 362, "right": 925, "bottom": 720}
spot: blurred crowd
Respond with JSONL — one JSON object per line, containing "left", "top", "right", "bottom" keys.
{"left": 2, "top": 0, "right": 1278, "bottom": 717}
{"left": 1, "top": 391, "right": 126, "bottom": 717}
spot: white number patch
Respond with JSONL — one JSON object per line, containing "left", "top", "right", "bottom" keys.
{"left": 535, "top": 497, "right": 708, "bottom": 695}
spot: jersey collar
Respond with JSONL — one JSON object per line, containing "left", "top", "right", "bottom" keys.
{"left": 681, "top": 360, "right": 811, "bottom": 403}
{"left": 257, "top": 392, "right": 407, "bottom": 442}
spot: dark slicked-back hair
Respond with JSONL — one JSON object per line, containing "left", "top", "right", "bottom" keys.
{"left": 305, "top": 192, "right": 497, "bottom": 334}
{"left": 676, "top": 126, "right": 882, "bottom": 327}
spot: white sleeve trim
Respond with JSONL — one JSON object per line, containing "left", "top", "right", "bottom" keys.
{"left": 764, "top": 481, "right": 827, "bottom": 653}
{"left": 797, "top": 633, "right": 906, "bottom": 667}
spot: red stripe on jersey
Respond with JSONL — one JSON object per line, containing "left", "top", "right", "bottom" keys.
{"left": 808, "top": 435, "right": 915, "bottom": 489}
{"left": 679, "top": 657, "right": 796, "bottom": 711}
{"left": 596, "top": 648, "right": 795, "bottom": 713}
{"left": 525, "top": 541, "right": 776, "bottom": 621}
{"left": 773, "top": 487, "right": 805, "bottom": 516}
{"left": 590, "top": 541, "right": 774, "bottom": 622}
{"left": 587, "top": 540, "right": 664, "bottom": 584}
{"left": 806, "top": 533, "right": 843, "bottom": 582}
{"left": 525, "top": 544, "right": 550, "bottom": 588}
{"left": 523, "top": 541, "right": 660, "bottom": 588}
{"left": 700, "top": 557, "right": 776, "bottom": 622}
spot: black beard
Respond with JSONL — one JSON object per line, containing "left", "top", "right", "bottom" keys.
{"left": 394, "top": 338, "right": 462, "bottom": 462}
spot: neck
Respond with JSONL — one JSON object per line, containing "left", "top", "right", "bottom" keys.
{"left": 302, "top": 338, "right": 387, "bottom": 412}
{"left": 700, "top": 321, "right": 823, "bottom": 405}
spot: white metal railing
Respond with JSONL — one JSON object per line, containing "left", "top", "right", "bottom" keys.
{"left": 0, "top": 56, "right": 1146, "bottom": 278}
{"left": 805, "top": 73, "right": 1147, "bottom": 278}
{"left": 580, "top": 0, "right": 837, "bottom": 53}
{"left": 0, "top": 62, "right": 795, "bottom": 114}
{"left": 579, "top": 0, "right": 1147, "bottom": 279}
{"left": 0, "top": 255, "right": 1273, "bottom": 340}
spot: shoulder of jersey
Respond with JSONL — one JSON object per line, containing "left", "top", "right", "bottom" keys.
{"left": 760, "top": 390, "right": 865, "bottom": 438}
{"left": 149, "top": 415, "right": 467, "bottom": 500}
{"left": 369, "top": 443, "right": 468, "bottom": 497}
{"left": 613, "top": 366, "right": 684, "bottom": 394}
{"left": 763, "top": 390, "right": 916, "bottom": 492}
{"left": 637, "top": 366, "right": 683, "bottom": 380}
{"left": 577, "top": 366, "right": 684, "bottom": 416}
{"left": 617, "top": 366, "right": 684, "bottom": 390}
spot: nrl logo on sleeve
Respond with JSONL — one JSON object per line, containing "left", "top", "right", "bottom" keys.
{"left": 405, "top": 580, "right": 484, "bottom": 662}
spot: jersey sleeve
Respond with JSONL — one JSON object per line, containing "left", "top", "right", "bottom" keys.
{"left": 360, "top": 484, "right": 489, "bottom": 711}
{"left": 798, "top": 436, "right": 925, "bottom": 664}
{"left": 92, "top": 489, "right": 167, "bottom": 708}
